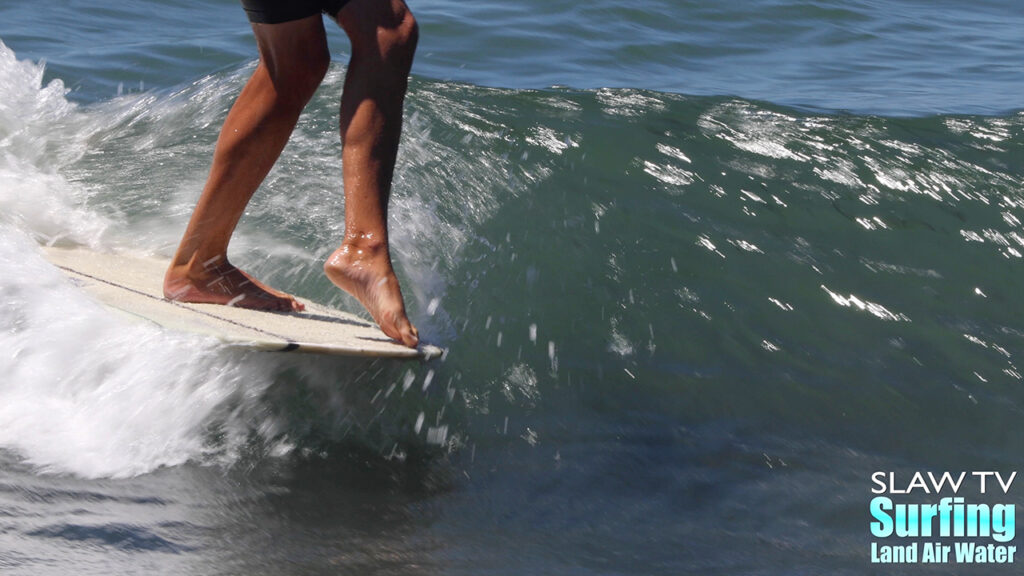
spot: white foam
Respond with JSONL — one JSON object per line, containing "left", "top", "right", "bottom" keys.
{"left": 0, "top": 41, "right": 110, "bottom": 246}
{"left": 0, "top": 230, "right": 290, "bottom": 478}
{"left": 0, "top": 43, "right": 471, "bottom": 478}
{"left": 0, "top": 43, "right": 288, "bottom": 478}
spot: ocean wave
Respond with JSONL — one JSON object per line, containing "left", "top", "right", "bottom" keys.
{"left": 2, "top": 37, "right": 1024, "bottom": 478}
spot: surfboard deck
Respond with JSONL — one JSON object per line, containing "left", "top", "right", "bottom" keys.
{"left": 42, "top": 245, "right": 442, "bottom": 360}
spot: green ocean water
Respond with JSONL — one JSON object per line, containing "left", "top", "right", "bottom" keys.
{"left": 1, "top": 0, "right": 1024, "bottom": 574}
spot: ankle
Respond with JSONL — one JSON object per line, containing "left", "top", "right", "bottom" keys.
{"left": 339, "top": 233, "right": 388, "bottom": 258}
{"left": 325, "top": 239, "right": 395, "bottom": 279}
{"left": 188, "top": 253, "right": 231, "bottom": 277}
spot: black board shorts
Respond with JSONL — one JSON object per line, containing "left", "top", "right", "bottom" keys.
{"left": 240, "top": 0, "right": 352, "bottom": 24}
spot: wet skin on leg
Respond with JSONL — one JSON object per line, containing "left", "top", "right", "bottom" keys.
{"left": 164, "top": 15, "right": 330, "bottom": 312}
{"left": 324, "top": 0, "right": 419, "bottom": 348}
{"left": 165, "top": 1, "right": 420, "bottom": 348}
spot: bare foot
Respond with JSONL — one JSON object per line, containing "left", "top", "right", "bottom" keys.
{"left": 324, "top": 240, "right": 419, "bottom": 348}
{"left": 164, "top": 255, "right": 304, "bottom": 312}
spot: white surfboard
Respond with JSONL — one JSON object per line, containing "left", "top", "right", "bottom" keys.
{"left": 42, "top": 245, "right": 442, "bottom": 360}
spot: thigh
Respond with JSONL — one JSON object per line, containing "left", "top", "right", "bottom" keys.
{"left": 250, "top": 15, "right": 331, "bottom": 102}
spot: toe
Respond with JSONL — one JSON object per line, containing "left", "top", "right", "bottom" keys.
{"left": 398, "top": 321, "right": 419, "bottom": 348}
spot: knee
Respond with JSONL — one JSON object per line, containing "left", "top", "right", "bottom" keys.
{"left": 380, "top": 7, "right": 418, "bottom": 73}
{"left": 289, "top": 47, "right": 330, "bottom": 106}
{"left": 307, "top": 47, "right": 332, "bottom": 87}
{"left": 343, "top": 1, "right": 418, "bottom": 76}
{"left": 264, "top": 45, "right": 330, "bottom": 111}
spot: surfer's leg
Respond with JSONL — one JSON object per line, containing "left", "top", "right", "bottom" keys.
{"left": 323, "top": 0, "right": 419, "bottom": 348}
{"left": 165, "top": 15, "right": 330, "bottom": 311}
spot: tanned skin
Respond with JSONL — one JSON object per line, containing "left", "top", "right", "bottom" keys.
{"left": 164, "top": 0, "right": 419, "bottom": 348}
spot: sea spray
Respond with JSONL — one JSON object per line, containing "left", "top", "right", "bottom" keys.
{"left": 0, "top": 45, "right": 454, "bottom": 477}
{"left": 0, "top": 230, "right": 275, "bottom": 477}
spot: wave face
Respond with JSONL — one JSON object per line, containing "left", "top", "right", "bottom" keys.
{"left": 1, "top": 0, "right": 1023, "bottom": 573}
